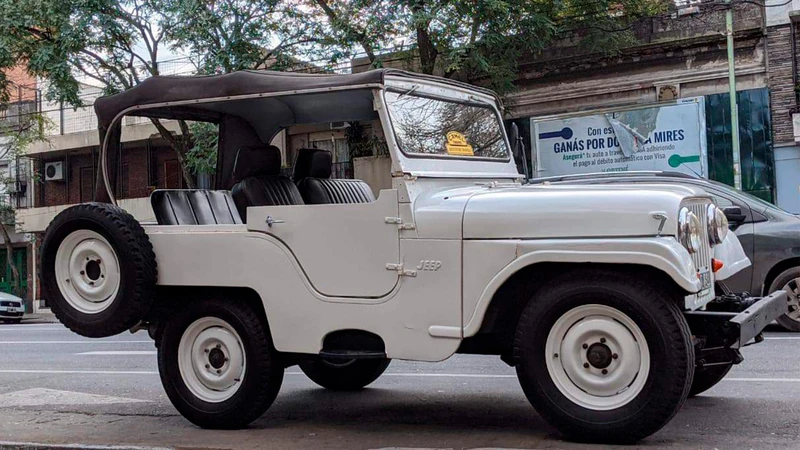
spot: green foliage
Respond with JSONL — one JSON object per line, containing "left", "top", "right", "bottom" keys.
{"left": 185, "top": 122, "right": 218, "bottom": 175}
{"left": 160, "top": 0, "right": 322, "bottom": 74}
{"left": 310, "top": 0, "right": 670, "bottom": 94}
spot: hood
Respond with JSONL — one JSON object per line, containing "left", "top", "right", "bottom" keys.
{"left": 0, "top": 291, "right": 23, "bottom": 303}
{"left": 459, "top": 183, "right": 709, "bottom": 240}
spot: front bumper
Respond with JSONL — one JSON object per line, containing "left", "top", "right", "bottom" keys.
{"left": 685, "top": 290, "right": 788, "bottom": 349}
{"left": 0, "top": 307, "right": 24, "bottom": 318}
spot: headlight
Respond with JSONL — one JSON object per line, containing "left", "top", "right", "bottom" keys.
{"left": 706, "top": 204, "right": 729, "bottom": 246}
{"left": 678, "top": 207, "right": 702, "bottom": 254}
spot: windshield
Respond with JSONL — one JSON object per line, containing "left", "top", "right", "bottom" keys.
{"left": 384, "top": 91, "right": 510, "bottom": 160}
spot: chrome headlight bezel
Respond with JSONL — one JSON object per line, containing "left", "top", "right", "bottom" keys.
{"left": 678, "top": 207, "right": 702, "bottom": 254}
{"left": 706, "top": 204, "right": 728, "bottom": 246}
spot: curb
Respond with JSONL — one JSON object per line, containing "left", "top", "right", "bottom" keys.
{"left": 0, "top": 442, "right": 172, "bottom": 450}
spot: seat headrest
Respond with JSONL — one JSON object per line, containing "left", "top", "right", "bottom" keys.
{"left": 232, "top": 145, "right": 282, "bottom": 181}
{"left": 293, "top": 148, "right": 332, "bottom": 181}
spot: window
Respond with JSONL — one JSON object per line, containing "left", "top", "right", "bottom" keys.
{"left": 164, "top": 160, "right": 182, "bottom": 189}
{"left": 80, "top": 167, "right": 94, "bottom": 202}
{"left": 385, "top": 91, "right": 509, "bottom": 160}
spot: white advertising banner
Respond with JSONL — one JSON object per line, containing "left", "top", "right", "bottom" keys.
{"left": 532, "top": 97, "right": 707, "bottom": 178}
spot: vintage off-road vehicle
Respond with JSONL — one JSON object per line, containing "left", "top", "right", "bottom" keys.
{"left": 39, "top": 69, "right": 787, "bottom": 443}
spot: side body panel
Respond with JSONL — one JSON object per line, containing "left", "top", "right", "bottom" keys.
{"left": 146, "top": 226, "right": 462, "bottom": 361}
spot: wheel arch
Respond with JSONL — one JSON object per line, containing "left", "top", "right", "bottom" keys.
{"left": 464, "top": 262, "right": 687, "bottom": 343}
{"left": 463, "top": 238, "right": 702, "bottom": 340}
{"left": 148, "top": 285, "right": 270, "bottom": 344}
{"left": 762, "top": 257, "right": 800, "bottom": 295}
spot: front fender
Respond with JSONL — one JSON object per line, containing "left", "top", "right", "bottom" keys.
{"left": 462, "top": 237, "right": 700, "bottom": 337}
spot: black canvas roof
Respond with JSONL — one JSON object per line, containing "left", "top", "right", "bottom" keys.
{"left": 91, "top": 68, "right": 499, "bottom": 202}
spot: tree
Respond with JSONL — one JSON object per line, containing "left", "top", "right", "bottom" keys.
{"left": 0, "top": 112, "right": 47, "bottom": 298}
{"left": 159, "top": 0, "right": 320, "bottom": 75}
{"left": 309, "top": 0, "right": 671, "bottom": 94}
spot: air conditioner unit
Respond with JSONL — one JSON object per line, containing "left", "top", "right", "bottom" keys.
{"left": 330, "top": 121, "right": 351, "bottom": 130}
{"left": 44, "top": 161, "right": 65, "bottom": 181}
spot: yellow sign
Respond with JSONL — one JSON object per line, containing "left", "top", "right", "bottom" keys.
{"left": 445, "top": 131, "right": 474, "bottom": 156}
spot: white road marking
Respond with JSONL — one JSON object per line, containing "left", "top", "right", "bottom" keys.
{"left": 763, "top": 337, "right": 800, "bottom": 340}
{"left": 724, "top": 377, "right": 800, "bottom": 383}
{"left": 0, "top": 442, "right": 170, "bottom": 450}
{"left": 2, "top": 369, "right": 800, "bottom": 383}
{"left": 0, "top": 388, "right": 147, "bottom": 407}
{"left": 76, "top": 351, "right": 157, "bottom": 356}
{"left": 0, "top": 340, "right": 152, "bottom": 344}
{"left": 0, "top": 369, "right": 158, "bottom": 375}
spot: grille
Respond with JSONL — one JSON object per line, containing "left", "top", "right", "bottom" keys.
{"left": 688, "top": 202, "right": 712, "bottom": 273}
{"left": 0, "top": 300, "right": 20, "bottom": 307}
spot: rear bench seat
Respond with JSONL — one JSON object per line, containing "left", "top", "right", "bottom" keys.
{"left": 151, "top": 189, "right": 242, "bottom": 225}
{"left": 293, "top": 148, "right": 375, "bottom": 204}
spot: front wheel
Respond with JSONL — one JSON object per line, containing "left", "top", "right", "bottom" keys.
{"left": 514, "top": 270, "right": 694, "bottom": 444}
{"left": 300, "top": 358, "right": 390, "bottom": 391}
{"left": 158, "top": 299, "right": 283, "bottom": 429}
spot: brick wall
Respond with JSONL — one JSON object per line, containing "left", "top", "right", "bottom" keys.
{"left": 3, "top": 65, "right": 37, "bottom": 101}
{"left": 767, "top": 23, "right": 800, "bottom": 145}
{"left": 35, "top": 144, "right": 187, "bottom": 207}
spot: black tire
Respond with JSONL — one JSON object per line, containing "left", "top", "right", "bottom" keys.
{"left": 770, "top": 267, "right": 800, "bottom": 332}
{"left": 689, "top": 364, "right": 733, "bottom": 397}
{"left": 40, "top": 203, "right": 157, "bottom": 338}
{"left": 299, "top": 358, "right": 390, "bottom": 391}
{"left": 158, "top": 299, "right": 283, "bottom": 429}
{"left": 514, "top": 269, "right": 694, "bottom": 444}
{"left": 8, "top": 319, "right": 21, "bottom": 324}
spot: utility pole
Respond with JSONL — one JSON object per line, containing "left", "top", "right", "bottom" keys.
{"left": 726, "top": 0, "right": 742, "bottom": 189}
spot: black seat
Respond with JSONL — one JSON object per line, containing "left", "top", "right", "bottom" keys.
{"left": 151, "top": 190, "right": 242, "bottom": 225}
{"left": 293, "top": 148, "right": 376, "bottom": 204}
{"left": 231, "top": 145, "right": 304, "bottom": 220}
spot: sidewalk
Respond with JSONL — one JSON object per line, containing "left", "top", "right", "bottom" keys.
{"left": 20, "top": 311, "right": 58, "bottom": 324}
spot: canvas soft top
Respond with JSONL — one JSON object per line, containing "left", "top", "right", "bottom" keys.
{"left": 91, "top": 68, "right": 499, "bottom": 202}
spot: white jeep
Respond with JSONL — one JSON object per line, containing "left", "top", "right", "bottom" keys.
{"left": 39, "top": 69, "right": 786, "bottom": 443}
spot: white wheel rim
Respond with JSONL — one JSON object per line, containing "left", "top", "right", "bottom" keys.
{"left": 54, "top": 230, "right": 121, "bottom": 314}
{"left": 782, "top": 278, "right": 800, "bottom": 320}
{"left": 178, "top": 317, "right": 246, "bottom": 403}
{"left": 545, "top": 304, "right": 650, "bottom": 411}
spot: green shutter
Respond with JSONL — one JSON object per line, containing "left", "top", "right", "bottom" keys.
{"left": 705, "top": 88, "right": 775, "bottom": 202}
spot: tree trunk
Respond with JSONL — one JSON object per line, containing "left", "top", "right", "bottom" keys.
{"left": 0, "top": 224, "right": 21, "bottom": 298}
{"left": 410, "top": 2, "right": 437, "bottom": 74}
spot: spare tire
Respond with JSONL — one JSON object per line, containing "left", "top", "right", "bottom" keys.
{"left": 41, "top": 203, "right": 157, "bottom": 338}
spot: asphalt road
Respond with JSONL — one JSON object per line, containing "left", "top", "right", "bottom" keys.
{"left": 0, "top": 322, "right": 799, "bottom": 450}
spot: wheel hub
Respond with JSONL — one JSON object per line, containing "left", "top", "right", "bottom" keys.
{"left": 208, "top": 347, "right": 226, "bottom": 369}
{"left": 586, "top": 342, "right": 612, "bottom": 369}
{"left": 178, "top": 317, "right": 246, "bottom": 403}
{"left": 545, "top": 304, "right": 651, "bottom": 411}
{"left": 55, "top": 230, "right": 121, "bottom": 314}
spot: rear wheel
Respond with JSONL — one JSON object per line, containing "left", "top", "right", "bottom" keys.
{"left": 689, "top": 364, "right": 733, "bottom": 397}
{"left": 514, "top": 269, "right": 694, "bottom": 444}
{"left": 158, "top": 299, "right": 283, "bottom": 429}
{"left": 771, "top": 267, "right": 800, "bottom": 332}
{"left": 300, "top": 357, "right": 390, "bottom": 391}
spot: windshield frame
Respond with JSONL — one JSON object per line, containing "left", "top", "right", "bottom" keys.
{"left": 382, "top": 88, "right": 512, "bottom": 163}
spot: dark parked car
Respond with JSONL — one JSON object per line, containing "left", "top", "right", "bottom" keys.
{"left": 531, "top": 171, "right": 800, "bottom": 330}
